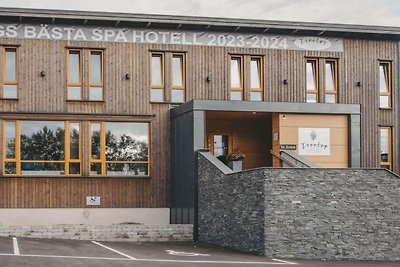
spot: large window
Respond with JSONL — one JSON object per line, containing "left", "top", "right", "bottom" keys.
{"left": 380, "top": 127, "right": 392, "bottom": 170}
{"left": 229, "top": 56, "right": 243, "bottom": 100}
{"left": 89, "top": 122, "right": 150, "bottom": 176}
{"left": 2, "top": 47, "right": 18, "bottom": 99}
{"left": 379, "top": 61, "right": 391, "bottom": 108}
{"left": 3, "top": 121, "right": 81, "bottom": 176}
{"left": 150, "top": 52, "right": 186, "bottom": 103}
{"left": 67, "top": 49, "right": 104, "bottom": 101}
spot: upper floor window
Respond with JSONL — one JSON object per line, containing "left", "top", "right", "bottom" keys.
{"left": 325, "top": 60, "right": 338, "bottom": 103}
{"left": 306, "top": 58, "right": 339, "bottom": 104}
{"left": 1, "top": 47, "right": 18, "bottom": 99}
{"left": 379, "top": 61, "right": 391, "bottom": 108}
{"left": 89, "top": 122, "right": 150, "bottom": 176}
{"left": 380, "top": 127, "right": 392, "bottom": 170}
{"left": 306, "top": 59, "right": 318, "bottom": 103}
{"left": 3, "top": 120, "right": 81, "bottom": 176}
{"left": 229, "top": 55, "right": 264, "bottom": 101}
{"left": 150, "top": 52, "right": 186, "bottom": 103}
{"left": 229, "top": 56, "right": 243, "bottom": 100}
{"left": 250, "top": 56, "right": 263, "bottom": 101}
{"left": 67, "top": 48, "right": 104, "bottom": 101}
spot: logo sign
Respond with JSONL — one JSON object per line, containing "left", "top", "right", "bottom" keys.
{"left": 0, "top": 23, "right": 343, "bottom": 52}
{"left": 280, "top": 144, "right": 297, "bottom": 150}
{"left": 86, "top": 196, "right": 101, "bottom": 206}
{"left": 298, "top": 128, "right": 330, "bottom": 156}
{"left": 294, "top": 37, "right": 332, "bottom": 50}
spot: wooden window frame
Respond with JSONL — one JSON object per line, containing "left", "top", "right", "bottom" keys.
{"left": 306, "top": 58, "right": 319, "bottom": 103}
{"left": 380, "top": 126, "right": 392, "bottom": 171}
{"left": 325, "top": 59, "right": 338, "bottom": 103}
{"left": 171, "top": 53, "right": 186, "bottom": 103}
{"left": 2, "top": 46, "right": 18, "bottom": 99}
{"left": 89, "top": 121, "right": 151, "bottom": 177}
{"left": 67, "top": 49, "right": 83, "bottom": 100}
{"left": 2, "top": 120, "right": 82, "bottom": 176}
{"left": 249, "top": 56, "right": 264, "bottom": 101}
{"left": 88, "top": 49, "right": 104, "bottom": 101}
{"left": 379, "top": 61, "right": 391, "bottom": 109}
{"left": 150, "top": 52, "right": 165, "bottom": 102}
{"left": 229, "top": 55, "right": 244, "bottom": 100}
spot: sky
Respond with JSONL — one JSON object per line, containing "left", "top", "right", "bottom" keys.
{"left": 0, "top": 0, "right": 399, "bottom": 27}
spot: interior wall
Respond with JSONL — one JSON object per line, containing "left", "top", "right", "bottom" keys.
{"left": 206, "top": 112, "right": 271, "bottom": 169}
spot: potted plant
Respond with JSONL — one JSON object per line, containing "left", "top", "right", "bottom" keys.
{"left": 226, "top": 151, "right": 245, "bottom": 171}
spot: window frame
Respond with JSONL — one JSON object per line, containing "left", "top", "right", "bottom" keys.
{"left": 379, "top": 61, "right": 392, "bottom": 109}
{"left": 306, "top": 58, "right": 319, "bottom": 103}
{"left": 67, "top": 49, "right": 83, "bottom": 100}
{"left": 2, "top": 46, "right": 18, "bottom": 99}
{"left": 380, "top": 126, "right": 392, "bottom": 171}
{"left": 89, "top": 121, "right": 151, "bottom": 177}
{"left": 88, "top": 49, "right": 104, "bottom": 101}
{"left": 2, "top": 120, "right": 82, "bottom": 176}
{"left": 170, "top": 53, "right": 186, "bottom": 103}
{"left": 325, "top": 59, "right": 338, "bottom": 103}
{"left": 150, "top": 52, "right": 165, "bottom": 102}
{"left": 229, "top": 55, "right": 244, "bottom": 100}
{"left": 249, "top": 56, "right": 264, "bottom": 101}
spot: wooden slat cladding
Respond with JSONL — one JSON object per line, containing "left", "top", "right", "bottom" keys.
{"left": 0, "top": 35, "right": 398, "bottom": 208}
{"left": 344, "top": 39, "right": 399, "bottom": 173}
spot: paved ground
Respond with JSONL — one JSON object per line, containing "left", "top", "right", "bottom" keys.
{"left": 0, "top": 236, "right": 398, "bottom": 267}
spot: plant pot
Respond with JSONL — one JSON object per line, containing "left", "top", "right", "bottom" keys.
{"left": 228, "top": 160, "right": 242, "bottom": 172}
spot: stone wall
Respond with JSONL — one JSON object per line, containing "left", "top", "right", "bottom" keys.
{"left": 197, "top": 152, "right": 400, "bottom": 260}
{"left": 0, "top": 224, "right": 193, "bottom": 242}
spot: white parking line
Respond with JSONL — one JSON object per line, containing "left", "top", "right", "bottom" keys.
{"left": 272, "top": 258, "right": 297, "bottom": 265}
{"left": 91, "top": 241, "right": 136, "bottom": 259}
{"left": 12, "top": 237, "right": 20, "bottom": 255}
{"left": 0, "top": 253, "right": 294, "bottom": 264}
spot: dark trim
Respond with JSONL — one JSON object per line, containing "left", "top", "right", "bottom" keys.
{"left": 0, "top": 44, "right": 21, "bottom": 47}
{"left": 66, "top": 46, "right": 106, "bottom": 50}
{"left": 149, "top": 49, "right": 188, "bottom": 53}
{"left": 0, "top": 111, "right": 155, "bottom": 118}
{"left": 0, "top": 175, "right": 151, "bottom": 179}
{"left": 171, "top": 100, "right": 361, "bottom": 118}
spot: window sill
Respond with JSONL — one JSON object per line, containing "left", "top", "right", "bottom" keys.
{"left": 1, "top": 175, "right": 151, "bottom": 179}
{"left": 379, "top": 107, "right": 393, "bottom": 110}
{"left": 0, "top": 98, "right": 18, "bottom": 100}
{"left": 67, "top": 99, "right": 105, "bottom": 103}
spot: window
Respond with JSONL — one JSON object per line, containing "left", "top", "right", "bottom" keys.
{"left": 379, "top": 61, "right": 391, "bottom": 108}
{"left": 229, "top": 55, "right": 263, "bottom": 101}
{"left": 306, "top": 58, "right": 339, "bottom": 103}
{"left": 325, "top": 60, "right": 338, "bottom": 103}
{"left": 67, "top": 49, "right": 104, "bottom": 101}
{"left": 250, "top": 57, "right": 263, "bottom": 101}
{"left": 3, "top": 121, "right": 81, "bottom": 176}
{"left": 229, "top": 56, "right": 243, "bottom": 100}
{"left": 380, "top": 127, "right": 392, "bottom": 170}
{"left": 150, "top": 52, "right": 185, "bottom": 103}
{"left": 306, "top": 59, "right": 318, "bottom": 103}
{"left": 89, "top": 122, "right": 150, "bottom": 176}
{"left": 1, "top": 47, "right": 18, "bottom": 99}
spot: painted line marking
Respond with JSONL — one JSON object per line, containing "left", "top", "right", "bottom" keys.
{"left": 0, "top": 253, "right": 293, "bottom": 264}
{"left": 166, "top": 249, "right": 210, "bottom": 257}
{"left": 91, "top": 241, "right": 136, "bottom": 259}
{"left": 12, "top": 237, "right": 20, "bottom": 255}
{"left": 272, "top": 258, "right": 298, "bottom": 265}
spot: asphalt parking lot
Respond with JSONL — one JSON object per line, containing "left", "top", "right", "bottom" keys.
{"left": 0, "top": 236, "right": 399, "bottom": 267}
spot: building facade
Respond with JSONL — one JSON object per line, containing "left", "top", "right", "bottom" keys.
{"left": 0, "top": 8, "right": 398, "bottom": 225}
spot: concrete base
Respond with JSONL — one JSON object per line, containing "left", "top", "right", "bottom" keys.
{"left": 0, "top": 208, "right": 170, "bottom": 226}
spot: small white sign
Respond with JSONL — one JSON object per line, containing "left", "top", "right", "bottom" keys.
{"left": 86, "top": 196, "right": 101, "bottom": 206}
{"left": 298, "top": 128, "right": 330, "bottom": 156}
